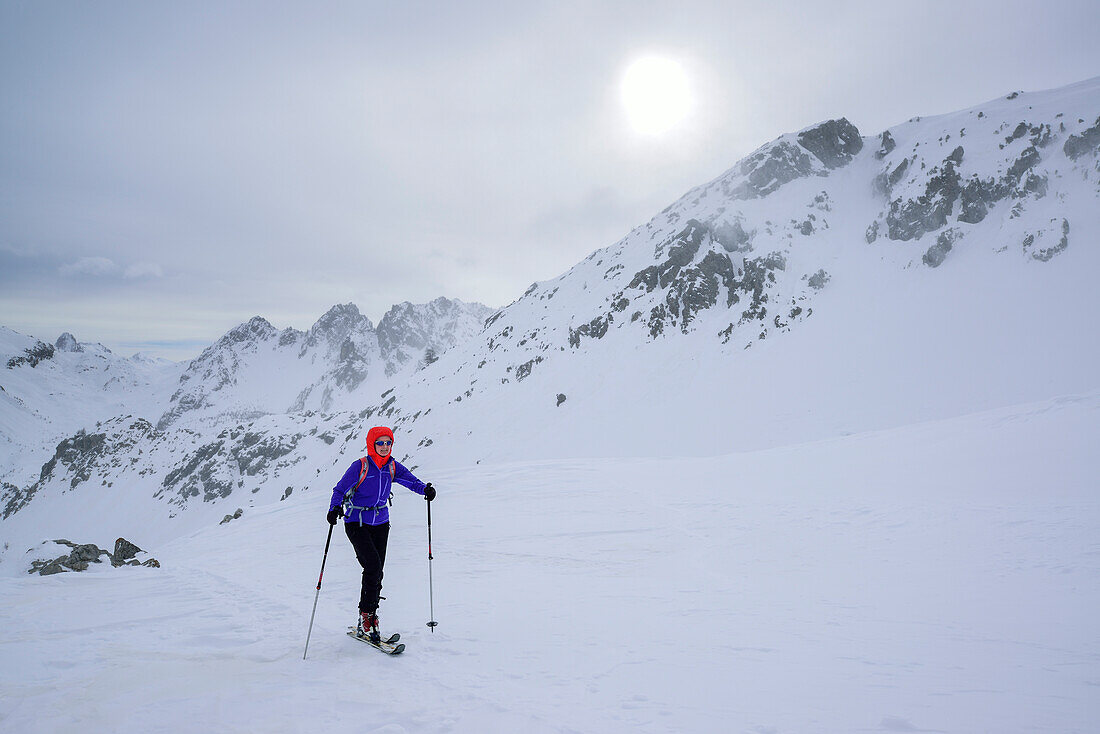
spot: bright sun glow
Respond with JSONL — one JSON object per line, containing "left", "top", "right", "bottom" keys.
{"left": 620, "top": 56, "right": 692, "bottom": 136}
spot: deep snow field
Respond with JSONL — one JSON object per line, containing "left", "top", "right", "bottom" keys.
{"left": 1, "top": 391, "right": 1097, "bottom": 734}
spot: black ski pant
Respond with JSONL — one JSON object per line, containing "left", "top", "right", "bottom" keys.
{"left": 344, "top": 521, "right": 390, "bottom": 614}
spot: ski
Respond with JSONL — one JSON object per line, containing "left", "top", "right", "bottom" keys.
{"left": 347, "top": 627, "right": 405, "bottom": 655}
{"left": 347, "top": 628, "right": 401, "bottom": 646}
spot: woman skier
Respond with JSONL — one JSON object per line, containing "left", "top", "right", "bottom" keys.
{"left": 327, "top": 426, "right": 435, "bottom": 642}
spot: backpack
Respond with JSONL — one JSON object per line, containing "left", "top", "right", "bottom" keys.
{"left": 341, "top": 457, "right": 396, "bottom": 523}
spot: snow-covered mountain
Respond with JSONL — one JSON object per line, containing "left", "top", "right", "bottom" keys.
{"left": 158, "top": 298, "right": 493, "bottom": 429}
{"left": 0, "top": 327, "right": 182, "bottom": 483}
{"left": 1, "top": 77, "right": 1097, "bottom": 551}
{"left": 363, "top": 76, "right": 1100, "bottom": 463}
{"left": 1, "top": 78, "right": 1097, "bottom": 734}
{"left": 0, "top": 297, "right": 492, "bottom": 531}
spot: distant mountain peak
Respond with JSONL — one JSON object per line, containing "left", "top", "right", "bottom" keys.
{"left": 54, "top": 333, "right": 83, "bottom": 353}
{"left": 221, "top": 317, "right": 277, "bottom": 347}
{"left": 310, "top": 303, "right": 372, "bottom": 335}
{"left": 3, "top": 77, "right": 1097, "bottom": 538}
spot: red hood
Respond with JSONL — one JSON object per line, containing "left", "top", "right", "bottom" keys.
{"left": 365, "top": 426, "right": 395, "bottom": 468}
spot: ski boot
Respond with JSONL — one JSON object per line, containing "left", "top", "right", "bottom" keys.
{"left": 358, "top": 611, "right": 381, "bottom": 644}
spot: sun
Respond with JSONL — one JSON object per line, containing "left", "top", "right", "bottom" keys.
{"left": 620, "top": 56, "right": 692, "bottom": 136}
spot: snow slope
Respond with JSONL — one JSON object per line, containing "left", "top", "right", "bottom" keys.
{"left": 341, "top": 77, "right": 1100, "bottom": 466}
{"left": 1, "top": 77, "right": 1098, "bottom": 733}
{"left": 0, "top": 393, "right": 1096, "bottom": 733}
{"left": 0, "top": 328, "right": 182, "bottom": 482}
{"left": 3, "top": 79, "right": 1097, "bottom": 532}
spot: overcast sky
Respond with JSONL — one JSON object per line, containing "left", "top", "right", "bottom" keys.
{"left": 2, "top": 0, "right": 1098, "bottom": 360}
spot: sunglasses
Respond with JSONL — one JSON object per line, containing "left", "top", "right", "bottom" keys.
{"left": 375, "top": 440, "right": 393, "bottom": 447}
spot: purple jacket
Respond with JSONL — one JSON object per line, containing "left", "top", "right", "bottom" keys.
{"left": 329, "top": 457, "right": 427, "bottom": 526}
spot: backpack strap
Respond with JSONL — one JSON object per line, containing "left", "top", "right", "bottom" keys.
{"left": 342, "top": 457, "right": 396, "bottom": 526}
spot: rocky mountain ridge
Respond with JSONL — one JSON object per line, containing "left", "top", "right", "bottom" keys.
{"left": 155, "top": 297, "right": 493, "bottom": 428}
{"left": 1, "top": 78, "right": 1097, "bottom": 563}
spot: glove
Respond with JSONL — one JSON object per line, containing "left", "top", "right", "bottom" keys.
{"left": 423, "top": 483, "right": 436, "bottom": 502}
{"left": 327, "top": 506, "right": 343, "bottom": 525}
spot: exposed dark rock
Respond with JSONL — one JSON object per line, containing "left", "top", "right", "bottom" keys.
{"left": 514, "top": 357, "right": 544, "bottom": 382}
{"left": 3, "top": 425, "right": 124, "bottom": 519}
{"left": 957, "top": 177, "right": 996, "bottom": 224}
{"left": 629, "top": 221, "right": 709, "bottom": 294}
{"left": 223, "top": 317, "right": 278, "bottom": 347}
{"left": 161, "top": 439, "right": 233, "bottom": 503}
{"left": 1026, "top": 219, "right": 1070, "bottom": 262}
{"left": 736, "top": 253, "right": 787, "bottom": 325}
{"left": 1007, "top": 145, "right": 1040, "bottom": 181}
{"left": 1063, "top": 117, "right": 1100, "bottom": 160}
{"left": 923, "top": 229, "right": 959, "bottom": 268}
{"left": 875, "top": 130, "right": 897, "bottom": 159}
{"left": 646, "top": 304, "right": 669, "bottom": 338}
{"left": 712, "top": 219, "right": 754, "bottom": 252}
{"left": 7, "top": 341, "right": 55, "bottom": 369}
{"left": 1020, "top": 172, "right": 1048, "bottom": 198}
{"left": 112, "top": 538, "right": 142, "bottom": 563}
{"left": 885, "top": 158, "right": 910, "bottom": 192}
{"left": 865, "top": 221, "right": 880, "bottom": 243}
{"left": 569, "top": 315, "right": 611, "bottom": 347}
{"left": 556, "top": 394, "right": 567, "bottom": 407}
{"left": 807, "top": 270, "right": 831, "bottom": 290}
{"left": 55, "top": 333, "right": 83, "bottom": 353}
{"left": 231, "top": 432, "right": 300, "bottom": 477}
{"left": 1005, "top": 122, "right": 1029, "bottom": 145}
{"left": 664, "top": 250, "right": 739, "bottom": 332}
{"left": 40, "top": 428, "right": 110, "bottom": 491}
{"left": 796, "top": 118, "right": 864, "bottom": 169}
{"left": 27, "top": 537, "right": 159, "bottom": 575}
{"left": 220, "top": 508, "right": 244, "bottom": 525}
{"left": 725, "top": 142, "right": 817, "bottom": 199}
{"left": 1029, "top": 123, "right": 1054, "bottom": 148}
{"left": 811, "top": 191, "right": 831, "bottom": 211}
{"left": 886, "top": 155, "right": 962, "bottom": 241}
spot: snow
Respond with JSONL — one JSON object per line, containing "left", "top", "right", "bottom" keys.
{"left": 1, "top": 393, "right": 1097, "bottom": 733}
{"left": 0, "top": 331, "right": 183, "bottom": 483}
{"left": 2, "top": 78, "right": 1099, "bottom": 732}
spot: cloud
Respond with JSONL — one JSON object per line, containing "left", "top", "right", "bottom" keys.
{"left": 59, "top": 257, "right": 119, "bottom": 277}
{"left": 124, "top": 262, "right": 164, "bottom": 279}
{"left": 56, "top": 257, "right": 163, "bottom": 279}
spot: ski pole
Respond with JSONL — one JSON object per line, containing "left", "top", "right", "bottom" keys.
{"left": 426, "top": 492, "right": 438, "bottom": 631}
{"left": 303, "top": 521, "right": 336, "bottom": 659}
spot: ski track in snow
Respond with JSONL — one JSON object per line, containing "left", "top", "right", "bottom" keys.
{"left": 1, "top": 395, "right": 1098, "bottom": 733}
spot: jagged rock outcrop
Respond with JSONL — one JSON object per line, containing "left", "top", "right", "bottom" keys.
{"left": 27, "top": 537, "right": 160, "bottom": 575}
{"left": 566, "top": 220, "right": 794, "bottom": 346}
{"left": 873, "top": 102, "right": 1090, "bottom": 258}
{"left": 54, "top": 333, "right": 83, "bottom": 353}
{"left": 705, "top": 119, "right": 865, "bottom": 202}
{"left": 6, "top": 340, "right": 55, "bottom": 369}
{"left": 1062, "top": 116, "right": 1099, "bottom": 160}
{"left": 796, "top": 118, "right": 864, "bottom": 169}
{"left": 3, "top": 78, "right": 1096, "bottom": 535}
{"left": 158, "top": 300, "right": 492, "bottom": 425}
{"left": 377, "top": 298, "right": 495, "bottom": 375}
